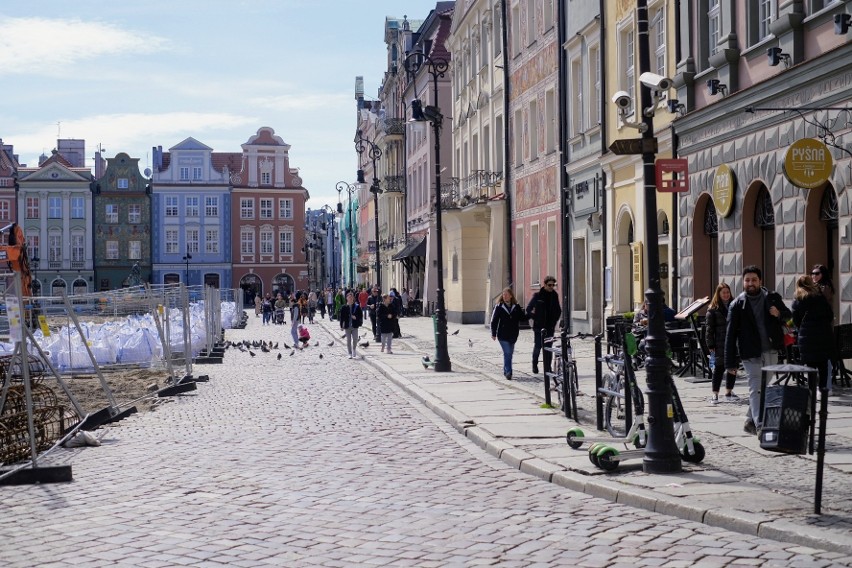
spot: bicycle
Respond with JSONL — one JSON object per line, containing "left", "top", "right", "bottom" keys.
{"left": 544, "top": 332, "right": 590, "bottom": 420}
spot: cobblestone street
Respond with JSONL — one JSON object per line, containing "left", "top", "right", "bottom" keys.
{"left": 1, "top": 314, "right": 850, "bottom": 567}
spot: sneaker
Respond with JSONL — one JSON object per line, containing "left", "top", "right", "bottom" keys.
{"left": 743, "top": 419, "right": 757, "bottom": 435}
{"left": 724, "top": 393, "right": 740, "bottom": 402}
{"left": 709, "top": 395, "right": 719, "bottom": 405}
{"left": 505, "top": 372, "right": 512, "bottom": 380}
{"left": 387, "top": 350, "right": 393, "bottom": 354}
{"left": 532, "top": 363, "right": 539, "bottom": 374}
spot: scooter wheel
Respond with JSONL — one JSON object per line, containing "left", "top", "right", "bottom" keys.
{"left": 588, "top": 444, "right": 601, "bottom": 466}
{"left": 681, "top": 440, "right": 706, "bottom": 463}
{"left": 632, "top": 432, "right": 647, "bottom": 449}
{"left": 596, "top": 447, "right": 620, "bottom": 471}
{"left": 566, "top": 428, "right": 584, "bottom": 449}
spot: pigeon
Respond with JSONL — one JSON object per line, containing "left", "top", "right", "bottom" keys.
{"left": 277, "top": 353, "right": 282, "bottom": 360}
{"left": 261, "top": 345, "right": 270, "bottom": 353}
{"left": 452, "top": 329, "right": 460, "bottom": 335}
{"left": 249, "top": 351, "right": 256, "bottom": 357}
{"left": 319, "top": 354, "right": 324, "bottom": 359}
{"left": 468, "top": 339, "right": 473, "bottom": 348}
{"left": 314, "top": 341, "right": 319, "bottom": 347}
{"left": 273, "top": 342, "right": 279, "bottom": 349}
{"left": 282, "top": 342, "right": 290, "bottom": 349}
{"left": 359, "top": 341, "right": 369, "bottom": 348}
{"left": 289, "top": 350, "right": 295, "bottom": 357}
{"left": 327, "top": 341, "right": 335, "bottom": 347}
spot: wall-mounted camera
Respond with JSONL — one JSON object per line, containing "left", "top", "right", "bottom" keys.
{"left": 639, "top": 72, "right": 673, "bottom": 91}
{"left": 611, "top": 91, "right": 632, "bottom": 110}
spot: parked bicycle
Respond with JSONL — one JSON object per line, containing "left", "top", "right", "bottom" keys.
{"left": 543, "top": 331, "right": 591, "bottom": 420}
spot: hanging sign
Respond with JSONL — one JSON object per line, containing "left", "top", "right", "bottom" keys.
{"left": 712, "top": 164, "right": 736, "bottom": 218}
{"left": 655, "top": 159, "right": 689, "bottom": 192}
{"left": 783, "top": 138, "right": 832, "bottom": 189}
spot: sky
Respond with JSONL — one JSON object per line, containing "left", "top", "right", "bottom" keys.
{"left": 0, "top": 0, "right": 443, "bottom": 210}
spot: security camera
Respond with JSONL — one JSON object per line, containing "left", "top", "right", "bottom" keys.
{"left": 611, "top": 91, "right": 632, "bottom": 110}
{"left": 639, "top": 72, "right": 673, "bottom": 91}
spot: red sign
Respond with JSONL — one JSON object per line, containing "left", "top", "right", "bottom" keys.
{"left": 655, "top": 158, "right": 689, "bottom": 193}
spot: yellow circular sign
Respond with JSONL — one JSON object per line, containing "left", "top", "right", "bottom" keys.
{"left": 712, "top": 164, "right": 735, "bottom": 218}
{"left": 784, "top": 138, "right": 833, "bottom": 189}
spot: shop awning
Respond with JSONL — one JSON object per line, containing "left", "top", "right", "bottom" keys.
{"left": 392, "top": 236, "right": 427, "bottom": 273}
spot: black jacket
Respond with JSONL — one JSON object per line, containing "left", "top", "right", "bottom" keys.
{"left": 490, "top": 301, "right": 525, "bottom": 343}
{"left": 792, "top": 294, "right": 835, "bottom": 362}
{"left": 366, "top": 293, "right": 381, "bottom": 320}
{"left": 526, "top": 287, "right": 560, "bottom": 330}
{"left": 376, "top": 302, "right": 397, "bottom": 334}
{"left": 339, "top": 304, "right": 363, "bottom": 329}
{"left": 704, "top": 301, "right": 729, "bottom": 351}
{"left": 724, "top": 288, "right": 791, "bottom": 369}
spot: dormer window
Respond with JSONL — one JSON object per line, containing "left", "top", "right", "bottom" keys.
{"left": 117, "top": 177, "right": 129, "bottom": 189}
{"left": 261, "top": 172, "right": 271, "bottom": 185}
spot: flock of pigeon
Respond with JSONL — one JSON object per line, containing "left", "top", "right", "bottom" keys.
{"left": 223, "top": 338, "right": 335, "bottom": 360}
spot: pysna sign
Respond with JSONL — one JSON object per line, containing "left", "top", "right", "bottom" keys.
{"left": 783, "top": 138, "right": 833, "bottom": 189}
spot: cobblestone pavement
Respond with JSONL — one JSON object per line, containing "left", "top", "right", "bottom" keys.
{"left": 1, "top": 313, "right": 850, "bottom": 567}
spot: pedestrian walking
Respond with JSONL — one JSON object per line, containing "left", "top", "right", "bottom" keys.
{"left": 724, "top": 265, "right": 792, "bottom": 435}
{"left": 261, "top": 294, "right": 273, "bottom": 325}
{"left": 366, "top": 287, "right": 381, "bottom": 342}
{"left": 390, "top": 289, "right": 403, "bottom": 338}
{"left": 792, "top": 274, "right": 835, "bottom": 391}
{"left": 810, "top": 264, "right": 835, "bottom": 305}
{"left": 308, "top": 290, "right": 317, "bottom": 324}
{"left": 526, "top": 276, "right": 561, "bottom": 374}
{"left": 401, "top": 288, "right": 409, "bottom": 317}
{"left": 490, "top": 287, "right": 526, "bottom": 380}
{"left": 254, "top": 293, "right": 262, "bottom": 318}
{"left": 705, "top": 282, "right": 738, "bottom": 404}
{"left": 377, "top": 294, "right": 397, "bottom": 354}
{"left": 333, "top": 288, "right": 345, "bottom": 321}
{"left": 339, "top": 292, "right": 363, "bottom": 359}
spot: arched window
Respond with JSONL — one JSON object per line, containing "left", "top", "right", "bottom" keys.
{"left": 163, "top": 273, "right": 180, "bottom": 285}
{"left": 72, "top": 278, "right": 87, "bottom": 296}
{"left": 753, "top": 187, "right": 776, "bottom": 290}
{"left": 51, "top": 278, "right": 66, "bottom": 299}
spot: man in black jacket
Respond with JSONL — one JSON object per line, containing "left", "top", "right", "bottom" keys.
{"left": 366, "top": 287, "right": 382, "bottom": 342}
{"left": 725, "top": 265, "right": 791, "bottom": 435}
{"left": 526, "top": 276, "right": 561, "bottom": 374}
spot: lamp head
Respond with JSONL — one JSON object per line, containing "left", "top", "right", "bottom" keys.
{"left": 835, "top": 13, "right": 851, "bottom": 35}
{"left": 357, "top": 169, "right": 366, "bottom": 184}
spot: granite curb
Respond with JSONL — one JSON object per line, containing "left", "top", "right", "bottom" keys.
{"left": 320, "top": 318, "right": 852, "bottom": 556}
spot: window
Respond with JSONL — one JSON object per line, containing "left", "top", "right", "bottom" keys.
{"left": 71, "top": 234, "right": 84, "bottom": 262}
{"left": 261, "top": 172, "right": 271, "bottom": 185}
{"left": 279, "top": 230, "right": 293, "bottom": 254}
{"left": 529, "top": 99, "right": 538, "bottom": 160}
{"left": 494, "top": 7, "right": 502, "bottom": 56}
{"left": 192, "top": 167, "right": 202, "bottom": 181}
{"left": 240, "top": 230, "right": 254, "bottom": 254}
{"left": 622, "top": 27, "right": 635, "bottom": 115}
{"left": 279, "top": 198, "right": 293, "bottom": 219}
{"left": 106, "top": 240, "right": 119, "bottom": 260}
{"left": 260, "top": 199, "right": 273, "bottom": 219}
{"left": 511, "top": 4, "right": 521, "bottom": 56}
{"left": 652, "top": 6, "right": 666, "bottom": 77}
{"left": 0, "top": 201, "right": 9, "bottom": 221}
{"left": 708, "top": 0, "right": 721, "bottom": 57}
{"left": 495, "top": 115, "right": 504, "bottom": 172}
{"left": 240, "top": 198, "right": 254, "bottom": 219}
{"left": 179, "top": 167, "right": 189, "bottom": 181}
{"left": 186, "top": 229, "right": 199, "bottom": 254}
{"left": 590, "top": 45, "right": 601, "bottom": 125}
{"left": 543, "top": 0, "right": 554, "bottom": 30}
{"left": 71, "top": 197, "right": 84, "bottom": 218}
{"left": 26, "top": 196, "right": 39, "bottom": 219}
{"left": 571, "top": 58, "right": 583, "bottom": 135}
{"left": 49, "top": 196, "right": 61, "bottom": 218}
{"left": 106, "top": 204, "right": 118, "bottom": 223}
{"left": 260, "top": 230, "right": 273, "bottom": 254}
{"left": 128, "top": 204, "right": 141, "bottom": 224}
{"left": 185, "top": 196, "right": 199, "bottom": 217}
{"left": 27, "top": 234, "right": 39, "bottom": 260}
{"left": 205, "top": 196, "right": 219, "bottom": 217}
{"left": 49, "top": 234, "right": 62, "bottom": 262}
{"left": 205, "top": 228, "right": 219, "bottom": 254}
{"left": 526, "top": 0, "right": 536, "bottom": 46}
{"left": 165, "top": 229, "right": 179, "bottom": 254}
{"left": 756, "top": 0, "right": 776, "bottom": 43}
{"left": 117, "top": 177, "right": 129, "bottom": 189}
{"left": 481, "top": 20, "right": 490, "bottom": 65}
{"left": 573, "top": 237, "right": 587, "bottom": 311}
{"left": 545, "top": 89, "right": 556, "bottom": 151}
{"left": 513, "top": 109, "right": 523, "bottom": 165}
{"left": 530, "top": 224, "right": 540, "bottom": 286}
{"left": 128, "top": 240, "right": 141, "bottom": 260}
{"left": 165, "top": 195, "right": 179, "bottom": 217}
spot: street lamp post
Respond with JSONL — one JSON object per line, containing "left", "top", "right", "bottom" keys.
{"left": 182, "top": 247, "right": 192, "bottom": 286}
{"left": 320, "top": 205, "right": 337, "bottom": 288}
{"left": 355, "top": 135, "right": 383, "bottom": 293}
{"left": 405, "top": 50, "right": 451, "bottom": 373}
{"left": 636, "top": 0, "right": 681, "bottom": 473}
{"left": 336, "top": 181, "right": 356, "bottom": 288}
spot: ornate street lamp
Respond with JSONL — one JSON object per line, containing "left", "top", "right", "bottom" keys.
{"left": 336, "top": 181, "right": 356, "bottom": 288}
{"left": 405, "top": 50, "right": 452, "bottom": 372}
{"left": 355, "top": 134, "right": 383, "bottom": 292}
{"left": 182, "top": 247, "right": 192, "bottom": 286}
{"left": 320, "top": 204, "right": 337, "bottom": 288}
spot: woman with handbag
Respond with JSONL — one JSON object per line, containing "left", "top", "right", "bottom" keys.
{"left": 705, "top": 282, "right": 738, "bottom": 404}
{"left": 792, "top": 274, "right": 835, "bottom": 391}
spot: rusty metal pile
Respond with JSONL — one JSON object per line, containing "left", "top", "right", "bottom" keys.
{"left": 0, "top": 355, "right": 80, "bottom": 466}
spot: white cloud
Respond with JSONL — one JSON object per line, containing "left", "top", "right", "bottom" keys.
{"left": 0, "top": 16, "right": 168, "bottom": 71}
{"left": 249, "top": 92, "right": 351, "bottom": 112}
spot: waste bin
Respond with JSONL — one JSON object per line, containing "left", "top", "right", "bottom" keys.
{"left": 759, "top": 383, "right": 811, "bottom": 454}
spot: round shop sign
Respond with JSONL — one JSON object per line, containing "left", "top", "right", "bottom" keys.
{"left": 783, "top": 138, "right": 833, "bottom": 189}
{"left": 712, "top": 164, "right": 736, "bottom": 218}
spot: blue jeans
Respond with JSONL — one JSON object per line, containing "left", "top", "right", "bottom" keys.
{"left": 741, "top": 351, "right": 778, "bottom": 427}
{"left": 498, "top": 340, "right": 514, "bottom": 375}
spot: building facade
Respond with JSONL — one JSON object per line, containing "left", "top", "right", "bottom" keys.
{"left": 0, "top": 140, "right": 19, "bottom": 232}
{"left": 673, "top": 0, "right": 851, "bottom": 320}
{"left": 230, "top": 127, "right": 310, "bottom": 304}
{"left": 93, "top": 153, "right": 152, "bottom": 290}
{"left": 17, "top": 151, "right": 95, "bottom": 296}
{"left": 150, "top": 137, "right": 232, "bottom": 289}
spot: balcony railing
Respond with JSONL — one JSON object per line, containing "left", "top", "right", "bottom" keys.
{"left": 437, "top": 170, "right": 503, "bottom": 209}
{"left": 48, "top": 261, "right": 62, "bottom": 269}
{"left": 70, "top": 261, "right": 85, "bottom": 270}
{"left": 378, "top": 118, "right": 406, "bottom": 136}
{"left": 383, "top": 175, "right": 405, "bottom": 193}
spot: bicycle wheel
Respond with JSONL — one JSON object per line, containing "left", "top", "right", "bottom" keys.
{"left": 604, "top": 374, "right": 626, "bottom": 438}
{"left": 551, "top": 357, "right": 564, "bottom": 410}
